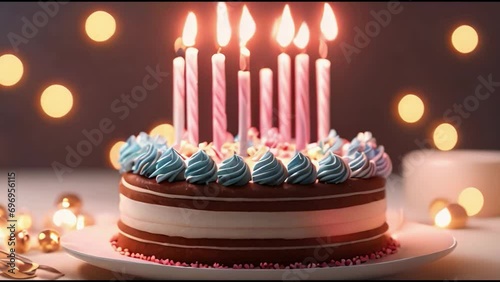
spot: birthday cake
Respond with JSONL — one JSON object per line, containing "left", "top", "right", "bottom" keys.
{"left": 112, "top": 129, "right": 397, "bottom": 267}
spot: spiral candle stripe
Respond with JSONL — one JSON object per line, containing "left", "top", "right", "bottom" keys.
{"left": 295, "top": 54, "right": 310, "bottom": 152}
{"left": 173, "top": 57, "right": 185, "bottom": 147}
{"left": 259, "top": 68, "right": 273, "bottom": 136}
{"left": 186, "top": 47, "right": 199, "bottom": 145}
{"left": 212, "top": 53, "right": 227, "bottom": 151}
{"left": 278, "top": 53, "right": 292, "bottom": 142}
{"left": 316, "top": 59, "right": 331, "bottom": 141}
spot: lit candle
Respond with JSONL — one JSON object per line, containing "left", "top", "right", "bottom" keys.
{"left": 294, "top": 22, "right": 310, "bottom": 152}
{"left": 212, "top": 2, "right": 231, "bottom": 151}
{"left": 316, "top": 3, "right": 338, "bottom": 141}
{"left": 259, "top": 68, "right": 273, "bottom": 136}
{"left": 238, "top": 5, "right": 256, "bottom": 156}
{"left": 276, "top": 5, "right": 295, "bottom": 142}
{"left": 182, "top": 12, "right": 199, "bottom": 145}
{"left": 173, "top": 55, "right": 185, "bottom": 147}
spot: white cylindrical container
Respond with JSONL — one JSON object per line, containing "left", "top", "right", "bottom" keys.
{"left": 403, "top": 149, "right": 500, "bottom": 224}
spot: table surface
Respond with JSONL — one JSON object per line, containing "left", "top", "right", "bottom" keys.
{"left": 0, "top": 168, "right": 499, "bottom": 280}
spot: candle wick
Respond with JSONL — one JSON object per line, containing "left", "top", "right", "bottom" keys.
{"left": 217, "top": 46, "right": 222, "bottom": 54}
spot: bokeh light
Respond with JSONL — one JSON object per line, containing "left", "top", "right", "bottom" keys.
{"left": 451, "top": 25, "right": 478, "bottom": 54}
{"left": 398, "top": 94, "right": 424, "bottom": 123}
{"left": 40, "top": 84, "right": 73, "bottom": 118}
{"left": 150, "top": 123, "right": 175, "bottom": 146}
{"left": 458, "top": 187, "right": 484, "bottom": 216}
{"left": 85, "top": 11, "right": 116, "bottom": 42}
{"left": 434, "top": 207, "right": 451, "bottom": 228}
{"left": 433, "top": 123, "right": 458, "bottom": 151}
{"left": 0, "top": 54, "right": 24, "bottom": 87}
{"left": 109, "top": 141, "right": 125, "bottom": 169}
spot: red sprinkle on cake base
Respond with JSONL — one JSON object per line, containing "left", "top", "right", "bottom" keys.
{"left": 109, "top": 234, "right": 400, "bottom": 270}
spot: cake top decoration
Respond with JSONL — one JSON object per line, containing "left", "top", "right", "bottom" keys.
{"left": 317, "top": 152, "right": 351, "bottom": 184}
{"left": 185, "top": 149, "right": 218, "bottom": 184}
{"left": 252, "top": 151, "right": 288, "bottom": 186}
{"left": 217, "top": 154, "right": 252, "bottom": 186}
{"left": 151, "top": 147, "right": 187, "bottom": 183}
{"left": 286, "top": 152, "right": 317, "bottom": 185}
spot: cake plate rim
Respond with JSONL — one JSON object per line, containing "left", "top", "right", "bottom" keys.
{"left": 61, "top": 221, "right": 457, "bottom": 280}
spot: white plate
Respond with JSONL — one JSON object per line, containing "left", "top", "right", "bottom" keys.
{"left": 61, "top": 221, "right": 456, "bottom": 280}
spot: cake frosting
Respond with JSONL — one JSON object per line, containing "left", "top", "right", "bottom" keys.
{"left": 114, "top": 129, "right": 395, "bottom": 265}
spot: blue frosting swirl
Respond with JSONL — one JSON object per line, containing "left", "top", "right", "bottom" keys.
{"left": 119, "top": 135, "right": 142, "bottom": 173}
{"left": 317, "top": 152, "right": 351, "bottom": 184}
{"left": 217, "top": 155, "right": 252, "bottom": 186}
{"left": 252, "top": 151, "right": 288, "bottom": 186}
{"left": 118, "top": 132, "right": 168, "bottom": 173}
{"left": 323, "top": 129, "right": 344, "bottom": 154}
{"left": 150, "top": 147, "right": 186, "bottom": 183}
{"left": 363, "top": 144, "right": 376, "bottom": 160}
{"left": 348, "top": 151, "right": 376, "bottom": 179}
{"left": 372, "top": 145, "right": 393, "bottom": 178}
{"left": 131, "top": 144, "right": 162, "bottom": 177}
{"left": 185, "top": 150, "right": 218, "bottom": 184}
{"left": 286, "top": 152, "right": 317, "bottom": 184}
{"left": 346, "top": 137, "right": 362, "bottom": 157}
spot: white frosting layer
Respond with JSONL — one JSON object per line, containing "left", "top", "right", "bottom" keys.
{"left": 119, "top": 195, "right": 386, "bottom": 239}
{"left": 118, "top": 229, "right": 386, "bottom": 251}
{"left": 121, "top": 177, "right": 385, "bottom": 202}
{"left": 120, "top": 194, "right": 386, "bottom": 228}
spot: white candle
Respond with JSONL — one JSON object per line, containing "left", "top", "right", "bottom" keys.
{"left": 212, "top": 53, "right": 227, "bottom": 152}
{"left": 275, "top": 5, "right": 295, "bottom": 142}
{"left": 294, "top": 22, "right": 311, "bottom": 152}
{"left": 316, "top": 57, "right": 331, "bottom": 141}
{"left": 238, "top": 69, "right": 250, "bottom": 156}
{"left": 186, "top": 47, "right": 198, "bottom": 145}
{"left": 259, "top": 68, "right": 273, "bottom": 136}
{"left": 173, "top": 56, "right": 185, "bottom": 147}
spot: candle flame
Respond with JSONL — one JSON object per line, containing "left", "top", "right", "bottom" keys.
{"left": 239, "top": 5, "right": 256, "bottom": 47}
{"left": 320, "top": 3, "right": 338, "bottom": 41}
{"left": 276, "top": 5, "right": 295, "bottom": 48}
{"left": 217, "top": 2, "right": 231, "bottom": 47}
{"left": 182, "top": 12, "right": 197, "bottom": 47}
{"left": 293, "top": 22, "right": 310, "bottom": 49}
{"left": 434, "top": 208, "right": 452, "bottom": 228}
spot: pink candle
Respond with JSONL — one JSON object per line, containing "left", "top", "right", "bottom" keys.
{"left": 238, "top": 69, "right": 250, "bottom": 156}
{"left": 212, "top": 53, "right": 226, "bottom": 151}
{"left": 182, "top": 12, "right": 199, "bottom": 145}
{"left": 275, "top": 5, "right": 295, "bottom": 142}
{"left": 317, "top": 3, "right": 338, "bottom": 141}
{"left": 212, "top": 2, "right": 231, "bottom": 151}
{"left": 294, "top": 22, "right": 310, "bottom": 152}
{"left": 259, "top": 68, "right": 273, "bottom": 136}
{"left": 238, "top": 5, "right": 256, "bottom": 156}
{"left": 173, "top": 56, "right": 185, "bottom": 147}
{"left": 278, "top": 53, "right": 291, "bottom": 142}
{"left": 316, "top": 56, "right": 331, "bottom": 141}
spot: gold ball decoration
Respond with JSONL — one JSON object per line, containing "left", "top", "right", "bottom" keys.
{"left": 428, "top": 198, "right": 450, "bottom": 220}
{"left": 38, "top": 229, "right": 61, "bottom": 253}
{"left": 5, "top": 230, "right": 31, "bottom": 254}
{"left": 55, "top": 193, "right": 82, "bottom": 213}
{"left": 445, "top": 203, "right": 469, "bottom": 229}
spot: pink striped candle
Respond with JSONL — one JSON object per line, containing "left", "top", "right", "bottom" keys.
{"left": 259, "top": 68, "right": 273, "bottom": 136}
{"left": 316, "top": 57, "right": 331, "bottom": 141}
{"left": 275, "top": 5, "right": 295, "bottom": 142}
{"left": 186, "top": 47, "right": 198, "bottom": 145}
{"left": 173, "top": 56, "right": 185, "bottom": 147}
{"left": 293, "top": 22, "right": 310, "bottom": 152}
{"left": 317, "top": 3, "right": 338, "bottom": 140}
{"left": 212, "top": 53, "right": 226, "bottom": 151}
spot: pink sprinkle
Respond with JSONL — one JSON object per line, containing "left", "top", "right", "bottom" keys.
{"left": 110, "top": 237, "right": 400, "bottom": 270}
